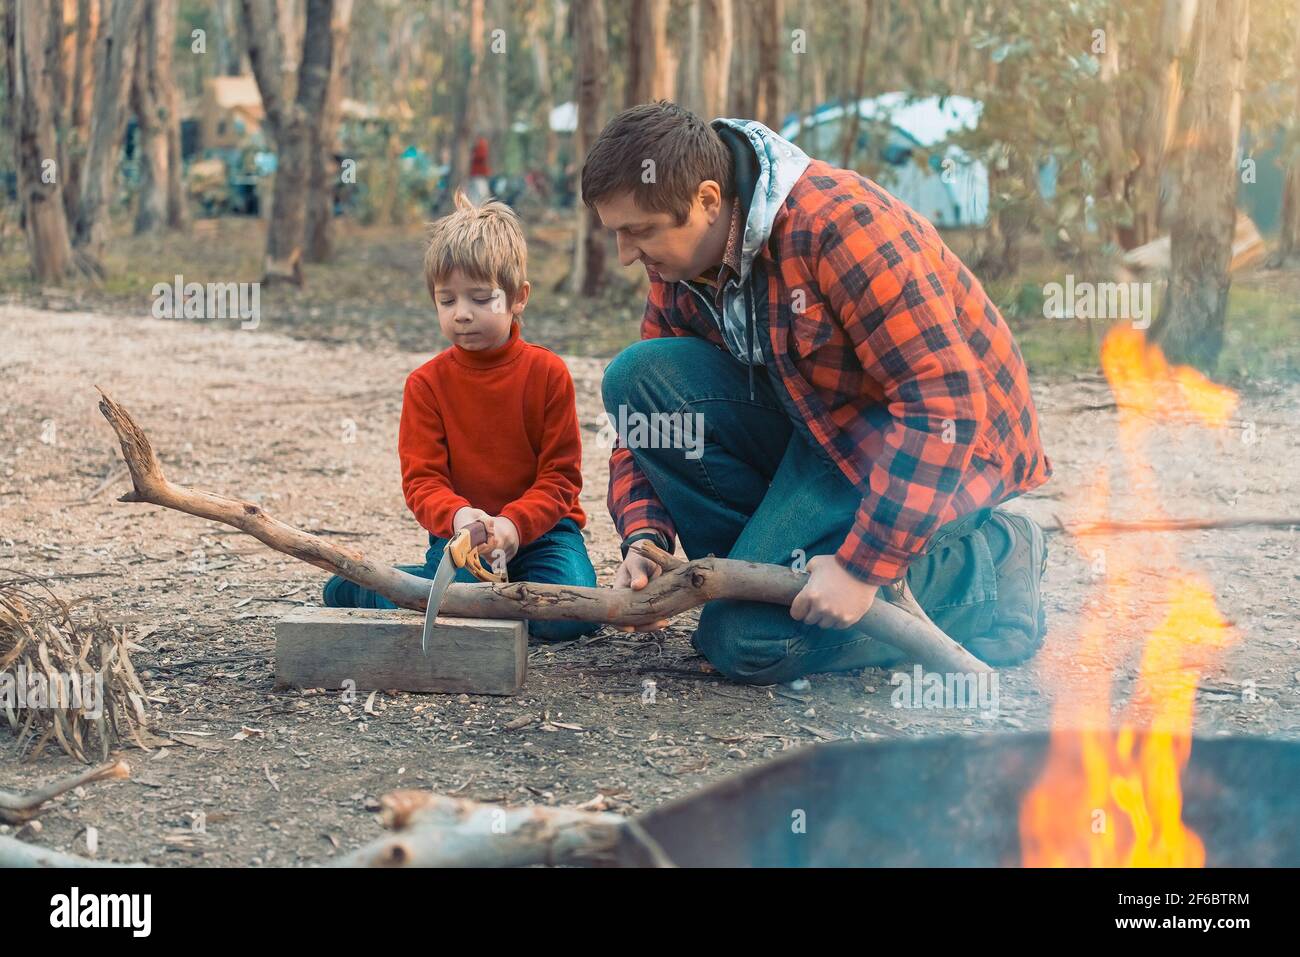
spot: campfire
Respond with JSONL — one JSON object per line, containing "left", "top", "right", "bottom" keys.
{"left": 1019, "top": 327, "right": 1241, "bottom": 867}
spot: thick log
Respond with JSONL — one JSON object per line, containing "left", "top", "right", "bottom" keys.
{"left": 95, "top": 390, "right": 990, "bottom": 675}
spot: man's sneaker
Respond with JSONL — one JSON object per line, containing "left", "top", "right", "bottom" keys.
{"left": 964, "top": 510, "right": 1048, "bottom": 666}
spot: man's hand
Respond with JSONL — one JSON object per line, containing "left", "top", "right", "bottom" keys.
{"left": 613, "top": 549, "right": 669, "bottom": 633}
{"left": 789, "top": 554, "right": 878, "bottom": 630}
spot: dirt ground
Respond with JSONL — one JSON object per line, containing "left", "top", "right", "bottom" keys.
{"left": 1, "top": 302, "right": 1297, "bottom": 866}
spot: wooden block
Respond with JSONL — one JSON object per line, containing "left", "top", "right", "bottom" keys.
{"left": 275, "top": 608, "right": 527, "bottom": 695}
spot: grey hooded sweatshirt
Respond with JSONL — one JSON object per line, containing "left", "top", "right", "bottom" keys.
{"left": 678, "top": 118, "right": 812, "bottom": 383}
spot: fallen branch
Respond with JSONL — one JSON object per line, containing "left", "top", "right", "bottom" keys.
{"left": 1049, "top": 515, "right": 1300, "bottom": 536}
{"left": 335, "top": 790, "right": 672, "bottom": 867}
{"left": 0, "top": 760, "right": 130, "bottom": 824}
{"left": 0, "top": 834, "right": 138, "bottom": 868}
{"left": 96, "top": 390, "right": 989, "bottom": 674}
{"left": 0, "top": 786, "right": 671, "bottom": 868}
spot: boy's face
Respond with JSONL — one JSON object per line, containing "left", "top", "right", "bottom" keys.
{"left": 433, "top": 269, "right": 529, "bottom": 351}
{"left": 595, "top": 182, "right": 728, "bottom": 284}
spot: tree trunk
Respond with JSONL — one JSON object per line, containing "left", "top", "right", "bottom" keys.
{"left": 755, "top": 0, "right": 782, "bottom": 129}
{"left": 305, "top": 0, "right": 352, "bottom": 263}
{"left": 976, "top": 51, "right": 1035, "bottom": 280}
{"left": 683, "top": 0, "right": 700, "bottom": 114}
{"left": 73, "top": 0, "right": 143, "bottom": 266}
{"left": 63, "top": 0, "right": 99, "bottom": 224}
{"left": 796, "top": 8, "right": 810, "bottom": 144}
{"left": 1097, "top": 18, "right": 1133, "bottom": 251}
{"left": 730, "top": 7, "right": 753, "bottom": 119}
{"left": 839, "top": 0, "right": 875, "bottom": 169}
{"left": 626, "top": 0, "right": 671, "bottom": 106}
{"left": 527, "top": 4, "right": 557, "bottom": 175}
{"left": 448, "top": 0, "right": 484, "bottom": 198}
{"left": 242, "top": 0, "right": 335, "bottom": 284}
{"left": 212, "top": 0, "right": 243, "bottom": 74}
{"left": 696, "top": 0, "right": 732, "bottom": 119}
{"left": 1151, "top": 0, "right": 1248, "bottom": 372}
{"left": 487, "top": 0, "right": 508, "bottom": 177}
{"left": 162, "top": 28, "right": 187, "bottom": 232}
{"left": 10, "top": 0, "right": 77, "bottom": 281}
{"left": 681, "top": 0, "right": 733, "bottom": 119}
{"left": 1129, "top": 0, "right": 1199, "bottom": 248}
{"left": 129, "top": 0, "right": 167, "bottom": 234}
{"left": 1271, "top": 0, "right": 1300, "bottom": 264}
{"left": 572, "top": 0, "right": 607, "bottom": 297}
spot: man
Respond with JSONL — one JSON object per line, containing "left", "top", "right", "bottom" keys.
{"left": 585, "top": 101, "right": 1052, "bottom": 684}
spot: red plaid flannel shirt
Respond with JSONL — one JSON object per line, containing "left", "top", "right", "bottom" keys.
{"left": 609, "top": 159, "right": 1053, "bottom": 585}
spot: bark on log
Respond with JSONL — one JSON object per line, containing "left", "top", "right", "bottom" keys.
{"left": 96, "top": 390, "right": 990, "bottom": 675}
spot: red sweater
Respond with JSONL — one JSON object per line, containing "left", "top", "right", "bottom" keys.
{"left": 399, "top": 322, "right": 586, "bottom": 547}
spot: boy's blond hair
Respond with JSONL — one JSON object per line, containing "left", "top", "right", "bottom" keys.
{"left": 423, "top": 189, "right": 527, "bottom": 306}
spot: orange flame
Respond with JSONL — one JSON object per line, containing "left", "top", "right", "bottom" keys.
{"left": 1019, "top": 327, "right": 1239, "bottom": 867}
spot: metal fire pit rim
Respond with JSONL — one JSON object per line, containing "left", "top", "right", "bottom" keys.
{"left": 626, "top": 730, "right": 1300, "bottom": 867}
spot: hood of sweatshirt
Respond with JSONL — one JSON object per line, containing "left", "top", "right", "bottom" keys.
{"left": 693, "top": 118, "right": 811, "bottom": 369}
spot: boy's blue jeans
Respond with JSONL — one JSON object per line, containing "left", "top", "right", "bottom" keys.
{"left": 602, "top": 336, "right": 1000, "bottom": 684}
{"left": 322, "top": 517, "right": 598, "bottom": 642}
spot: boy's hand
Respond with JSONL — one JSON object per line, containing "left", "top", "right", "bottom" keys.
{"left": 613, "top": 551, "right": 669, "bottom": 633}
{"left": 452, "top": 506, "right": 502, "bottom": 563}
{"left": 485, "top": 515, "right": 520, "bottom": 564}
{"left": 452, "top": 506, "right": 492, "bottom": 535}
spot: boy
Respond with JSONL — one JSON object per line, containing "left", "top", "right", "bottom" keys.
{"left": 323, "top": 190, "right": 597, "bottom": 641}
{"left": 587, "top": 101, "right": 1052, "bottom": 682}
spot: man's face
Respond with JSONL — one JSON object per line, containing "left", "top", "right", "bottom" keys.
{"left": 595, "top": 185, "right": 726, "bottom": 284}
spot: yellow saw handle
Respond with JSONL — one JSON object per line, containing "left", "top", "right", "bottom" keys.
{"left": 448, "top": 520, "right": 507, "bottom": 583}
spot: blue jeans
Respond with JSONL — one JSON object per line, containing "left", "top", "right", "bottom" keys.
{"left": 601, "top": 336, "right": 1000, "bottom": 683}
{"left": 322, "top": 517, "right": 598, "bottom": 642}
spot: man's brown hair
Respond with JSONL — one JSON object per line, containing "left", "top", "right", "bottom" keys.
{"left": 423, "top": 189, "right": 527, "bottom": 305}
{"left": 580, "top": 101, "right": 733, "bottom": 225}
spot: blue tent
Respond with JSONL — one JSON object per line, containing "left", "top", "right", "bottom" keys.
{"left": 779, "top": 94, "right": 989, "bottom": 228}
